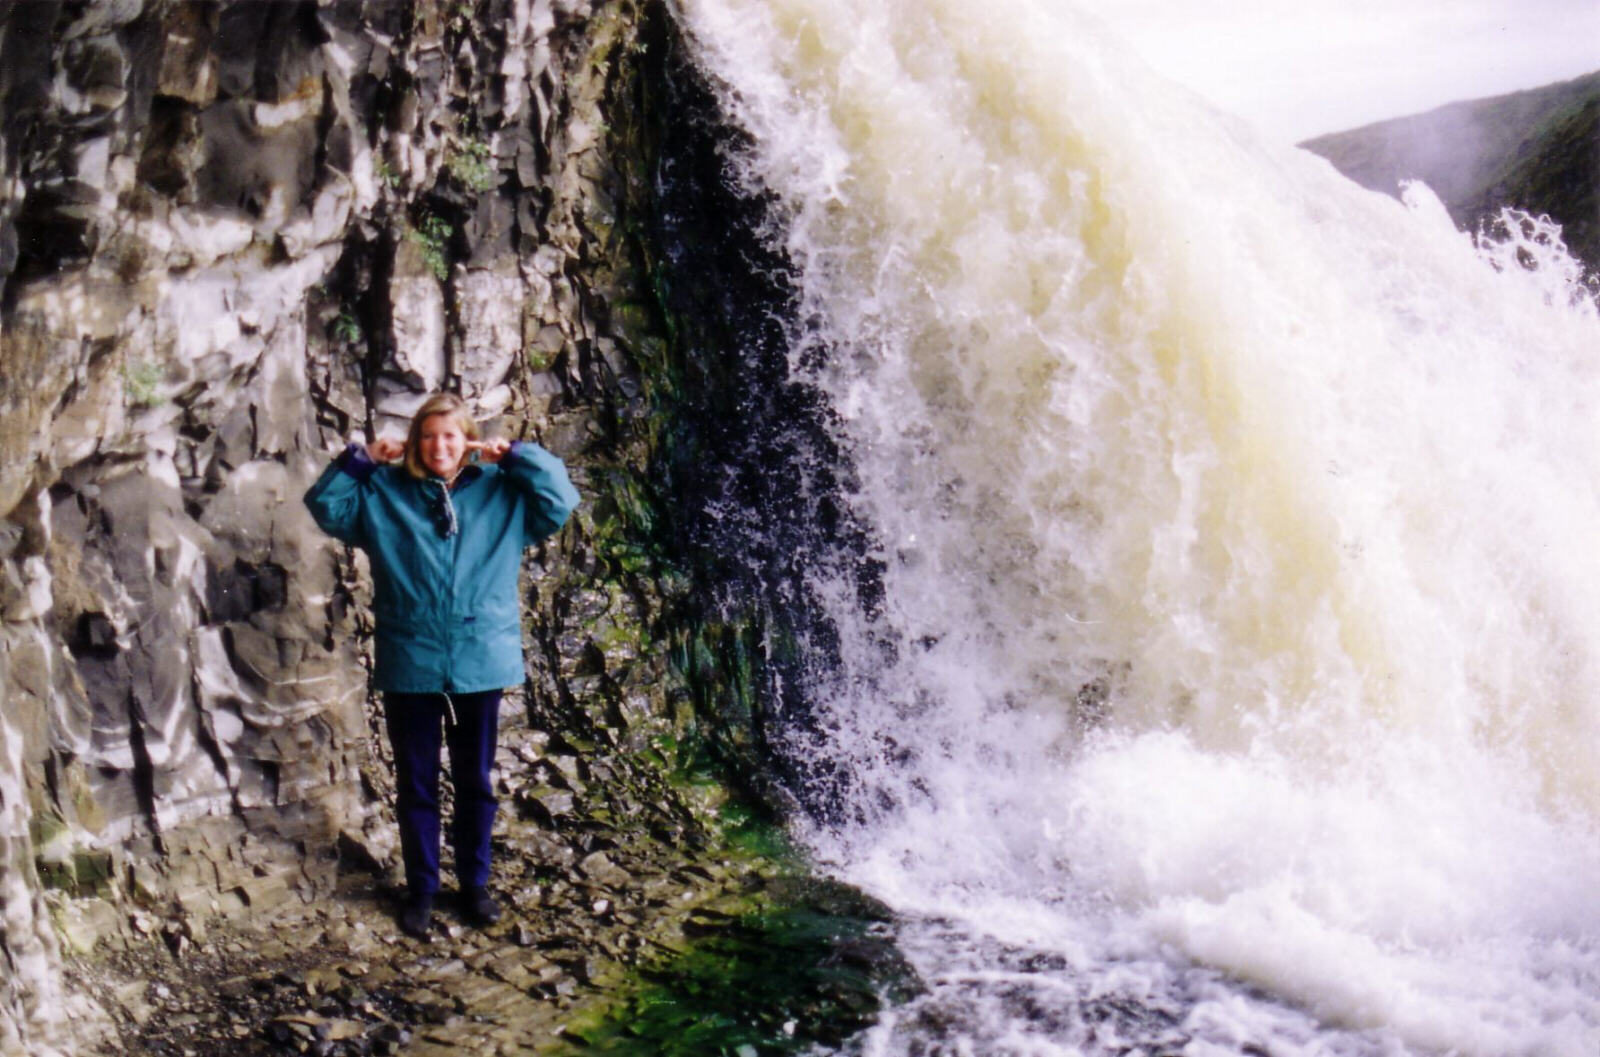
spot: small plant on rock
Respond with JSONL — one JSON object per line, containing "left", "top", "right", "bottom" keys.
{"left": 527, "top": 346, "right": 554, "bottom": 373}
{"left": 122, "top": 358, "right": 164, "bottom": 408}
{"left": 446, "top": 137, "right": 495, "bottom": 192}
{"left": 330, "top": 309, "right": 362, "bottom": 345}
{"left": 408, "top": 214, "right": 453, "bottom": 281}
{"left": 373, "top": 156, "right": 402, "bottom": 190}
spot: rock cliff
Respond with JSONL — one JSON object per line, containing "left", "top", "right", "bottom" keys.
{"left": 0, "top": 1, "right": 795, "bottom": 1052}
{"left": 1301, "top": 69, "right": 1600, "bottom": 279}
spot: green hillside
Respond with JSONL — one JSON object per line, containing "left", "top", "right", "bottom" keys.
{"left": 1301, "top": 71, "right": 1600, "bottom": 276}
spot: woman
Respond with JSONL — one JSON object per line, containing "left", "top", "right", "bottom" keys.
{"left": 303, "top": 392, "right": 579, "bottom": 939}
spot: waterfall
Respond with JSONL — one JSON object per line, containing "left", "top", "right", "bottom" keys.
{"left": 675, "top": 0, "right": 1600, "bottom": 1053}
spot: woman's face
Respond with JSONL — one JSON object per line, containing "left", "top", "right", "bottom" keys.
{"left": 418, "top": 413, "right": 467, "bottom": 477}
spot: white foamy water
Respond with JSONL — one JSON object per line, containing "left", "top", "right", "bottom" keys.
{"left": 675, "top": 1, "right": 1600, "bottom": 1053}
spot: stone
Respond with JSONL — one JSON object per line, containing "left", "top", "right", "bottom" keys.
{"left": 155, "top": 2, "right": 220, "bottom": 105}
{"left": 0, "top": 556, "right": 51, "bottom": 622}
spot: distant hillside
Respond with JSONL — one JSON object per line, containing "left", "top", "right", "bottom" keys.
{"left": 1301, "top": 71, "right": 1600, "bottom": 277}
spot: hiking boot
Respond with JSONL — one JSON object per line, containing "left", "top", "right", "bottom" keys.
{"left": 398, "top": 893, "right": 434, "bottom": 941}
{"left": 460, "top": 886, "right": 501, "bottom": 927}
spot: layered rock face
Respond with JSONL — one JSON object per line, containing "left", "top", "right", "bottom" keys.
{"left": 0, "top": 1, "right": 687, "bottom": 1052}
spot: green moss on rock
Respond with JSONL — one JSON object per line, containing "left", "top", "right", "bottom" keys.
{"left": 559, "top": 874, "right": 916, "bottom": 1056}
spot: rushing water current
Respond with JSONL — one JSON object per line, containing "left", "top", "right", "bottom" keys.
{"left": 673, "top": 1, "right": 1600, "bottom": 1053}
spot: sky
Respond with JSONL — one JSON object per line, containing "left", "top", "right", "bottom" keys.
{"left": 1070, "top": 0, "right": 1600, "bottom": 143}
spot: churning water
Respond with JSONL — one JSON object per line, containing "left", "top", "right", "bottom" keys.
{"left": 673, "top": 1, "right": 1600, "bottom": 1053}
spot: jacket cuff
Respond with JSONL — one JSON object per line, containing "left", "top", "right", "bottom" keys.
{"left": 335, "top": 442, "right": 379, "bottom": 482}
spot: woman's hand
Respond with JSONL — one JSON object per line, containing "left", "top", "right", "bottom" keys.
{"left": 467, "top": 438, "right": 512, "bottom": 463}
{"left": 368, "top": 437, "right": 405, "bottom": 463}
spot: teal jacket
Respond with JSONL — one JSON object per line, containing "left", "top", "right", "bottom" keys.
{"left": 303, "top": 441, "right": 579, "bottom": 694}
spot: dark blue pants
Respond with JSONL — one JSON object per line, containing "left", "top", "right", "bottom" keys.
{"left": 383, "top": 690, "right": 502, "bottom": 897}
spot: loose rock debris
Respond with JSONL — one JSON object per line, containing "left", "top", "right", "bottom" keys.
{"left": 68, "top": 855, "right": 773, "bottom": 1057}
{"left": 65, "top": 720, "right": 778, "bottom": 1057}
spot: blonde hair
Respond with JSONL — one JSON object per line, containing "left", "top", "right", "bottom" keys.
{"left": 403, "top": 392, "right": 480, "bottom": 479}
